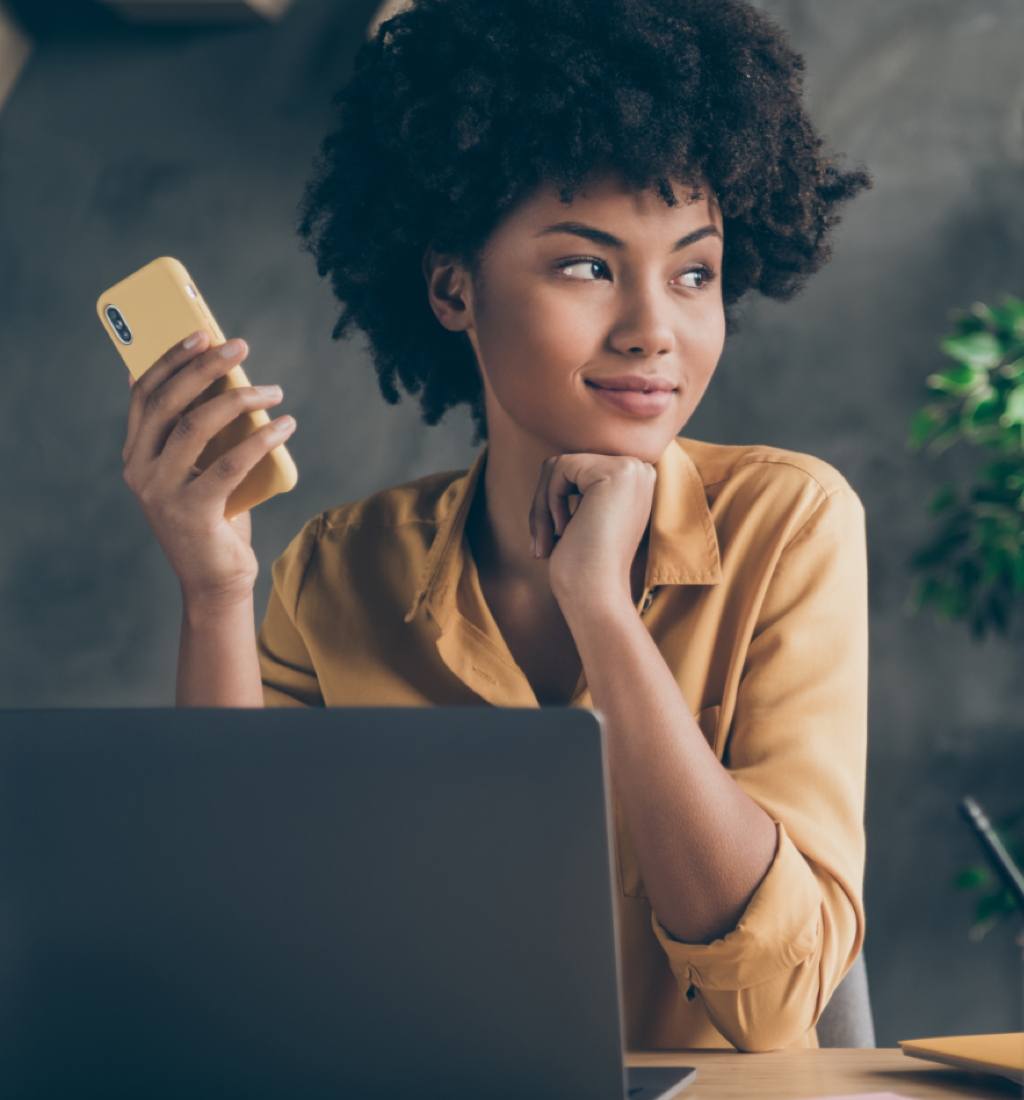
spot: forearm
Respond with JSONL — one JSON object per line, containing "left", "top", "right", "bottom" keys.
{"left": 565, "top": 598, "right": 777, "bottom": 944}
{"left": 176, "top": 589, "right": 265, "bottom": 707}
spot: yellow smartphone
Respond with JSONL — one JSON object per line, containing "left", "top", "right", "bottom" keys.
{"left": 97, "top": 256, "right": 298, "bottom": 518}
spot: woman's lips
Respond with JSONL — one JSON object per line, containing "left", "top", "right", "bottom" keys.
{"left": 585, "top": 375, "right": 676, "bottom": 417}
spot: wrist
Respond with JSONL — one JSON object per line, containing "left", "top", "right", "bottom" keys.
{"left": 555, "top": 582, "right": 638, "bottom": 636}
{"left": 180, "top": 584, "right": 254, "bottom": 629}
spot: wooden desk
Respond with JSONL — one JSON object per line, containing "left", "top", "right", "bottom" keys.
{"left": 628, "top": 1049, "right": 1022, "bottom": 1099}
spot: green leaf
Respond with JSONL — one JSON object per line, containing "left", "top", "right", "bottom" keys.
{"left": 961, "top": 387, "right": 1000, "bottom": 432}
{"left": 941, "top": 331, "right": 1003, "bottom": 368}
{"left": 999, "top": 384, "right": 1024, "bottom": 427}
{"left": 927, "top": 483, "right": 958, "bottom": 515}
{"left": 926, "top": 426, "right": 965, "bottom": 456}
{"left": 977, "top": 299, "right": 1024, "bottom": 339}
{"left": 928, "top": 364, "right": 984, "bottom": 395}
{"left": 909, "top": 406, "right": 943, "bottom": 449}
{"left": 953, "top": 867, "right": 990, "bottom": 890}
{"left": 974, "top": 891, "right": 1013, "bottom": 921}
{"left": 968, "top": 912, "right": 1002, "bottom": 942}
{"left": 1003, "top": 294, "right": 1024, "bottom": 340}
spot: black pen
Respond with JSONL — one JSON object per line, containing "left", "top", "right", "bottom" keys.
{"left": 960, "top": 796, "right": 1024, "bottom": 913}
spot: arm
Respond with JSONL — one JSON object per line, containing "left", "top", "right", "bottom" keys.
{"left": 177, "top": 590, "right": 263, "bottom": 707}
{"left": 532, "top": 454, "right": 776, "bottom": 945}
{"left": 121, "top": 330, "right": 296, "bottom": 706}
{"left": 532, "top": 454, "right": 867, "bottom": 1050}
{"left": 564, "top": 598, "right": 778, "bottom": 944}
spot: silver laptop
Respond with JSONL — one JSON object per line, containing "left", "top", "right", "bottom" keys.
{"left": 0, "top": 707, "right": 695, "bottom": 1099}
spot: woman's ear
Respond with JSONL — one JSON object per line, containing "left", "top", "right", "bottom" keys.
{"left": 423, "top": 249, "right": 474, "bottom": 332}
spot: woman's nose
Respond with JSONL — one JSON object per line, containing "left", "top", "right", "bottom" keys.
{"left": 607, "top": 283, "right": 676, "bottom": 358}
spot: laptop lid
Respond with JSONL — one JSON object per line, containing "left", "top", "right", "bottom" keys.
{"left": 0, "top": 707, "right": 629, "bottom": 1100}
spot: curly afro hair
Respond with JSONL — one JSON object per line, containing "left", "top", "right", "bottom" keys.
{"left": 299, "top": 0, "right": 870, "bottom": 437}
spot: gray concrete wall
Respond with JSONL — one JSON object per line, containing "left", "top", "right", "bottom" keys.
{"left": 0, "top": 0, "right": 1021, "bottom": 1048}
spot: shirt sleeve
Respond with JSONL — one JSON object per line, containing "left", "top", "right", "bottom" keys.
{"left": 257, "top": 516, "right": 325, "bottom": 708}
{"left": 652, "top": 483, "right": 868, "bottom": 1051}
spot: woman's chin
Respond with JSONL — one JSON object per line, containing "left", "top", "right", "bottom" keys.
{"left": 545, "top": 417, "right": 684, "bottom": 464}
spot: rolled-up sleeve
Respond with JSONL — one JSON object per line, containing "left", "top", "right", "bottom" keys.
{"left": 653, "top": 484, "right": 868, "bottom": 1051}
{"left": 258, "top": 517, "right": 325, "bottom": 708}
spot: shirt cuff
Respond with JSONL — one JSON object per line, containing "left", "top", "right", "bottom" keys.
{"left": 651, "top": 822, "right": 821, "bottom": 992}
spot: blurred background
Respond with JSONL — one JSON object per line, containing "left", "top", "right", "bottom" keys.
{"left": 0, "top": 0, "right": 1022, "bottom": 1050}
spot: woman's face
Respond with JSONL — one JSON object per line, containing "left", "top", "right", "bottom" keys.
{"left": 440, "top": 173, "right": 726, "bottom": 464}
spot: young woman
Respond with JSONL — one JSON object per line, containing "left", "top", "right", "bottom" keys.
{"left": 121, "top": 0, "right": 871, "bottom": 1054}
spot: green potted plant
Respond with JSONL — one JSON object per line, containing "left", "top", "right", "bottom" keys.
{"left": 908, "top": 294, "right": 1024, "bottom": 636}
{"left": 908, "top": 293, "right": 1024, "bottom": 937}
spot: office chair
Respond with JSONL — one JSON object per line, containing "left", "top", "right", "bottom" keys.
{"left": 816, "top": 953, "right": 876, "bottom": 1048}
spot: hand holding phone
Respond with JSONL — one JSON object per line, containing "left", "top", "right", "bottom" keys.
{"left": 99, "top": 258, "right": 298, "bottom": 612}
{"left": 98, "top": 257, "right": 298, "bottom": 518}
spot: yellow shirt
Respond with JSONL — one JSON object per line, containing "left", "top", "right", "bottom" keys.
{"left": 258, "top": 436, "right": 867, "bottom": 1053}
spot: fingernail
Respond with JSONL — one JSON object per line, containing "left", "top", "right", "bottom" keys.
{"left": 257, "top": 385, "right": 282, "bottom": 400}
{"left": 273, "top": 415, "right": 295, "bottom": 431}
{"left": 219, "top": 339, "right": 243, "bottom": 358}
{"left": 183, "top": 331, "right": 203, "bottom": 350}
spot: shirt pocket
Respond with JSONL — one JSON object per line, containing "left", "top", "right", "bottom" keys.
{"left": 614, "top": 705, "right": 722, "bottom": 899}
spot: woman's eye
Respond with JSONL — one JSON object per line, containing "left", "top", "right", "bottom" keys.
{"left": 559, "top": 260, "right": 606, "bottom": 281}
{"left": 678, "top": 268, "right": 709, "bottom": 289}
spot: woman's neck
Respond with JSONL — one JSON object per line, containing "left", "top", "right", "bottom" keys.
{"left": 474, "top": 414, "right": 554, "bottom": 582}
{"left": 465, "top": 410, "right": 585, "bottom": 706}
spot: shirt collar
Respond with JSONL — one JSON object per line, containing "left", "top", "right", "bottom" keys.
{"left": 646, "top": 437, "right": 722, "bottom": 588}
{"left": 405, "top": 447, "right": 487, "bottom": 630}
{"left": 406, "top": 437, "right": 721, "bottom": 629}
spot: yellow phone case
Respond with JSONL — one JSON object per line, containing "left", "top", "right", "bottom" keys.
{"left": 97, "top": 256, "right": 298, "bottom": 518}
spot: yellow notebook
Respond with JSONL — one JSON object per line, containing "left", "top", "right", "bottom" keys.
{"left": 899, "top": 1033, "right": 1024, "bottom": 1084}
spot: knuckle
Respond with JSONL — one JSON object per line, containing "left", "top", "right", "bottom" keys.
{"left": 145, "top": 389, "right": 166, "bottom": 414}
{"left": 175, "top": 413, "right": 195, "bottom": 440}
{"left": 196, "top": 352, "right": 222, "bottom": 376}
{"left": 215, "top": 454, "right": 238, "bottom": 480}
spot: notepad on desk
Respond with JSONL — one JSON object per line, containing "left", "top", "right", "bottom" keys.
{"left": 899, "top": 1032, "right": 1024, "bottom": 1084}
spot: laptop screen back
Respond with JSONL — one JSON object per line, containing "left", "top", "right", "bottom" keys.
{"left": 0, "top": 707, "right": 627, "bottom": 1100}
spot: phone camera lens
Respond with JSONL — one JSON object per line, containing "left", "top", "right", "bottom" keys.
{"left": 106, "top": 306, "right": 132, "bottom": 345}
{"left": 105, "top": 305, "right": 130, "bottom": 343}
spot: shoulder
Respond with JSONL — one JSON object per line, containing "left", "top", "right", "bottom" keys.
{"left": 673, "top": 437, "right": 864, "bottom": 563}
{"left": 677, "top": 436, "right": 856, "bottom": 501}
{"left": 676, "top": 436, "right": 863, "bottom": 528}
{"left": 270, "top": 468, "right": 470, "bottom": 610}
{"left": 316, "top": 468, "right": 468, "bottom": 533}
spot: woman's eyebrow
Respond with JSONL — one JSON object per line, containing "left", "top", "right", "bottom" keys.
{"left": 534, "top": 221, "right": 722, "bottom": 252}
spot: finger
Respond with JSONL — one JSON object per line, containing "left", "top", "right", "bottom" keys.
{"left": 160, "top": 383, "right": 284, "bottom": 476}
{"left": 128, "top": 369, "right": 135, "bottom": 389}
{"left": 131, "top": 339, "right": 249, "bottom": 464}
{"left": 529, "top": 457, "right": 560, "bottom": 559}
{"left": 124, "top": 329, "right": 210, "bottom": 459}
{"left": 546, "top": 460, "right": 579, "bottom": 539}
{"left": 191, "top": 415, "right": 297, "bottom": 507}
